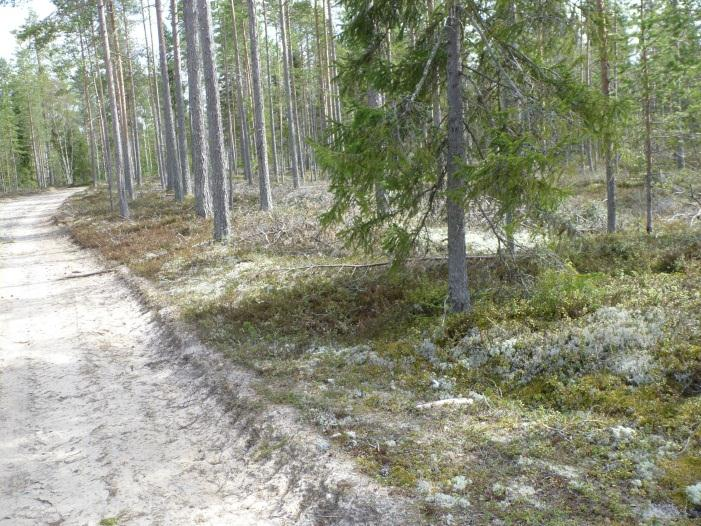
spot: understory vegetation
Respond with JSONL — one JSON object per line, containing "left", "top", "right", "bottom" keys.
{"left": 62, "top": 178, "right": 701, "bottom": 525}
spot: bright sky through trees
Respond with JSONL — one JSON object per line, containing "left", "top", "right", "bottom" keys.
{"left": 0, "top": 0, "right": 55, "bottom": 59}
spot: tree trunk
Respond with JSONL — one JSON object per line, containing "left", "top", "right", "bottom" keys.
{"left": 247, "top": 0, "right": 274, "bottom": 211}
{"left": 285, "top": 4, "right": 305, "bottom": 179}
{"left": 197, "top": 0, "right": 231, "bottom": 240}
{"left": 171, "top": 0, "right": 191, "bottom": 196}
{"left": 88, "top": 21, "right": 115, "bottom": 207}
{"left": 98, "top": 0, "right": 129, "bottom": 218}
{"left": 262, "top": 2, "right": 280, "bottom": 181}
{"left": 78, "top": 29, "right": 99, "bottom": 187}
{"left": 325, "top": 0, "right": 341, "bottom": 122}
{"left": 155, "top": 0, "right": 183, "bottom": 201}
{"left": 107, "top": 0, "right": 134, "bottom": 200}
{"left": 120, "top": 4, "right": 143, "bottom": 187}
{"left": 367, "top": 89, "right": 387, "bottom": 214}
{"left": 142, "top": 0, "right": 166, "bottom": 187}
{"left": 640, "top": 0, "right": 653, "bottom": 233}
{"left": 594, "top": 0, "right": 616, "bottom": 233}
{"left": 314, "top": 0, "right": 327, "bottom": 138}
{"left": 230, "top": 0, "right": 255, "bottom": 186}
{"left": 279, "top": 0, "right": 300, "bottom": 187}
{"left": 221, "top": 28, "right": 237, "bottom": 184}
{"left": 183, "top": 0, "right": 212, "bottom": 217}
{"left": 446, "top": 2, "right": 470, "bottom": 313}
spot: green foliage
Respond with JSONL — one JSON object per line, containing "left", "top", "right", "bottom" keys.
{"left": 320, "top": 0, "right": 603, "bottom": 262}
{"left": 560, "top": 228, "right": 701, "bottom": 275}
{"left": 186, "top": 265, "right": 447, "bottom": 345}
{"left": 528, "top": 269, "right": 605, "bottom": 321}
{"left": 0, "top": 24, "right": 92, "bottom": 193}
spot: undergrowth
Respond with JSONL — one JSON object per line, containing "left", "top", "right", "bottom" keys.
{"left": 62, "top": 184, "right": 701, "bottom": 525}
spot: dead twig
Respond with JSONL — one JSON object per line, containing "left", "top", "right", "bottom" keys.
{"left": 277, "top": 255, "right": 498, "bottom": 273}
{"left": 57, "top": 268, "right": 117, "bottom": 280}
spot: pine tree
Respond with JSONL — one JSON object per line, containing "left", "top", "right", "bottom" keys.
{"left": 247, "top": 0, "right": 274, "bottom": 210}
{"left": 183, "top": 0, "right": 212, "bottom": 217}
{"left": 198, "top": 0, "right": 231, "bottom": 240}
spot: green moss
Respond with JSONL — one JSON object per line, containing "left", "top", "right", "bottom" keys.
{"left": 660, "top": 455, "right": 701, "bottom": 505}
{"left": 386, "top": 465, "right": 418, "bottom": 488}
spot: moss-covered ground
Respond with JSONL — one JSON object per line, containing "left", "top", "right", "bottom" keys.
{"left": 60, "top": 180, "right": 701, "bottom": 525}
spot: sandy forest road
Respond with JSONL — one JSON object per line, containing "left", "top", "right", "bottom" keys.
{"left": 0, "top": 189, "right": 416, "bottom": 526}
{"left": 0, "top": 190, "right": 277, "bottom": 525}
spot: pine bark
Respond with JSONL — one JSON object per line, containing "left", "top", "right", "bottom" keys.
{"left": 594, "top": 0, "right": 616, "bottom": 233}
{"left": 279, "top": 0, "right": 300, "bottom": 187}
{"left": 155, "top": 0, "right": 183, "bottom": 200}
{"left": 640, "top": 0, "right": 653, "bottom": 233}
{"left": 247, "top": 0, "right": 274, "bottom": 210}
{"left": 107, "top": 1, "right": 134, "bottom": 200}
{"left": 120, "top": 5, "right": 143, "bottom": 187}
{"left": 198, "top": 0, "right": 231, "bottom": 240}
{"left": 78, "top": 29, "right": 98, "bottom": 187}
{"left": 183, "top": 0, "right": 212, "bottom": 217}
{"left": 285, "top": 5, "right": 305, "bottom": 178}
{"left": 446, "top": 2, "right": 470, "bottom": 312}
{"left": 262, "top": 3, "right": 280, "bottom": 180}
{"left": 142, "top": 0, "right": 167, "bottom": 187}
{"left": 98, "top": 0, "right": 129, "bottom": 218}
{"left": 325, "top": 0, "right": 341, "bottom": 122}
{"left": 171, "top": 0, "right": 191, "bottom": 196}
{"left": 230, "top": 0, "right": 255, "bottom": 186}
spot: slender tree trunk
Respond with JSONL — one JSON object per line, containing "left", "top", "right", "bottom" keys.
{"left": 142, "top": 0, "right": 166, "bottom": 187}
{"left": 314, "top": 0, "right": 327, "bottom": 137}
{"left": 262, "top": 2, "right": 280, "bottom": 180}
{"left": 325, "top": 0, "right": 341, "bottom": 122}
{"left": 171, "top": 0, "right": 191, "bottom": 196}
{"left": 594, "top": 0, "right": 616, "bottom": 232}
{"left": 285, "top": 4, "right": 305, "bottom": 179}
{"left": 183, "top": 0, "right": 212, "bottom": 217}
{"left": 107, "top": 0, "right": 134, "bottom": 200}
{"left": 584, "top": 22, "right": 595, "bottom": 174}
{"left": 198, "top": 0, "right": 231, "bottom": 240}
{"left": 230, "top": 0, "right": 255, "bottom": 186}
{"left": 221, "top": 25, "right": 238, "bottom": 188}
{"left": 78, "top": 29, "right": 99, "bottom": 187}
{"left": 446, "top": 2, "right": 470, "bottom": 312}
{"left": 155, "top": 0, "right": 183, "bottom": 200}
{"left": 28, "top": 109, "right": 42, "bottom": 188}
{"left": 367, "top": 88, "right": 388, "bottom": 213}
{"left": 89, "top": 24, "right": 115, "bottom": 207}
{"left": 279, "top": 0, "right": 300, "bottom": 187}
{"left": 247, "top": 0, "right": 274, "bottom": 210}
{"left": 120, "top": 5, "right": 143, "bottom": 187}
{"left": 640, "top": 0, "right": 653, "bottom": 233}
{"left": 98, "top": 0, "right": 129, "bottom": 218}
{"left": 33, "top": 42, "right": 53, "bottom": 188}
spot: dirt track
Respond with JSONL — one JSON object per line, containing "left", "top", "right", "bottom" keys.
{"left": 0, "top": 189, "right": 416, "bottom": 526}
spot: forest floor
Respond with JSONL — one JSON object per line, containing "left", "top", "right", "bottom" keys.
{"left": 0, "top": 189, "right": 417, "bottom": 526}
{"left": 59, "top": 176, "right": 701, "bottom": 526}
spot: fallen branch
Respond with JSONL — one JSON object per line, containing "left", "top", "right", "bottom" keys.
{"left": 58, "top": 268, "right": 117, "bottom": 280}
{"left": 278, "top": 255, "right": 497, "bottom": 272}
